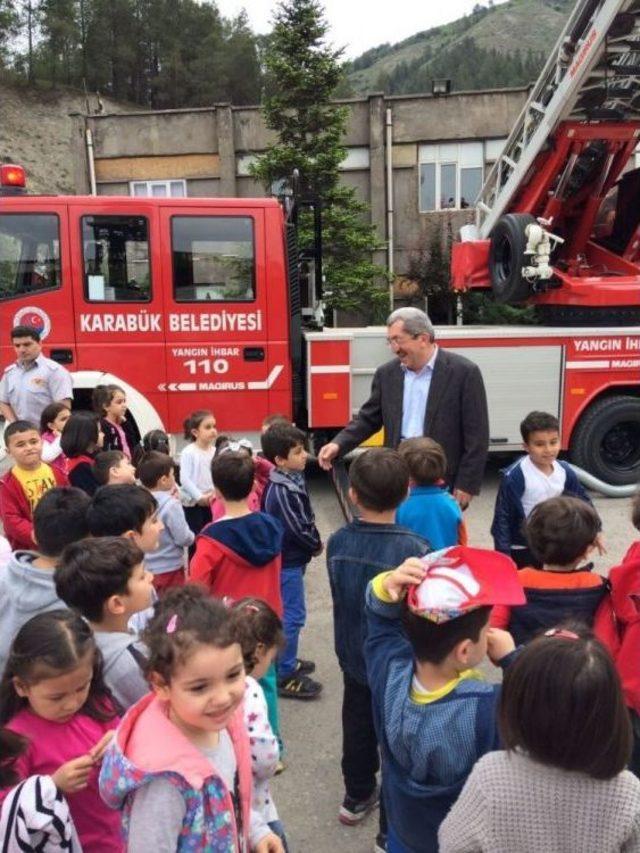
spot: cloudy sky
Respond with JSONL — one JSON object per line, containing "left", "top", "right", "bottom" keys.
{"left": 215, "top": 0, "right": 509, "bottom": 59}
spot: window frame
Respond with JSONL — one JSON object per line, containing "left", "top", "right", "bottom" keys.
{"left": 170, "top": 214, "right": 257, "bottom": 305}
{"left": 80, "top": 213, "right": 153, "bottom": 304}
{"left": 129, "top": 179, "right": 187, "bottom": 198}
{"left": 0, "top": 212, "right": 62, "bottom": 303}
{"left": 418, "top": 142, "right": 485, "bottom": 212}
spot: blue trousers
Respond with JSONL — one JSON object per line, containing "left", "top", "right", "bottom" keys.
{"left": 277, "top": 565, "right": 306, "bottom": 679}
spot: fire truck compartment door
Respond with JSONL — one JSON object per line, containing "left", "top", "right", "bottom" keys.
{"left": 159, "top": 207, "right": 275, "bottom": 435}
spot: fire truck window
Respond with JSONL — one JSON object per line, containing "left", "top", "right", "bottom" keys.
{"left": 0, "top": 214, "right": 60, "bottom": 302}
{"left": 81, "top": 215, "right": 151, "bottom": 302}
{"left": 171, "top": 216, "right": 255, "bottom": 302}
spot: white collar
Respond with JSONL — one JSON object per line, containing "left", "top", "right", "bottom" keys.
{"left": 401, "top": 344, "right": 438, "bottom": 376}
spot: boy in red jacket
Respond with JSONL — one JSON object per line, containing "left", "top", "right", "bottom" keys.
{"left": 0, "top": 420, "right": 67, "bottom": 550}
{"left": 190, "top": 450, "right": 283, "bottom": 616}
{"left": 594, "top": 493, "right": 640, "bottom": 776}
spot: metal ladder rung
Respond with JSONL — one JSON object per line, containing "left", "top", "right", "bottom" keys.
{"left": 530, "top": 101, "right": 547, "bottom": 114}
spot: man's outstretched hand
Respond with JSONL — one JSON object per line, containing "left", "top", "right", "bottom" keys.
{"left": 317, "top": 441, "right": 340, "bottom": 471}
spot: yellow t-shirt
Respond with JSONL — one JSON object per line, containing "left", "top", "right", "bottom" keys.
{"left": 12, "top": 462, "right": 56, "bottom": 512}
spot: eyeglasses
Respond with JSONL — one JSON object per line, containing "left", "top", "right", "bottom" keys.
{"left": 386, "top": 333, "right": 421, "bottom": 348}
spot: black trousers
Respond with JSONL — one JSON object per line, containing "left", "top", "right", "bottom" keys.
{"left": 341, "top": 672, "right": 387, "bottom": 834}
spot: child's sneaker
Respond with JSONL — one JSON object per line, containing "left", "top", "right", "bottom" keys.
{"left": 277, "top": 673, "right": 323, "bottom": 699}
{"left": 339, "top": 787, "right": 380, "bottom": 825}
{"left": 294, "top": 657, "right": 315, "bottom": 675}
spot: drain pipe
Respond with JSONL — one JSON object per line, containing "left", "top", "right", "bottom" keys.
{"left": 85, "top": 126, "right": 97, "bottom": 196}
{"left": 572, "top": 464, "right": 638, "bottom": 498}
{"left": 385, "top": 107, "right": 394, "bottom": 310}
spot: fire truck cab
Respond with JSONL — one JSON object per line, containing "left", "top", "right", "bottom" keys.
{"left": 0, "top": 179, "right": 297, "bottom": 440}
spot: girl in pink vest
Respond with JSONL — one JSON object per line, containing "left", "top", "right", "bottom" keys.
{"left": 100, "top": 585, "right": 284, "bottom": 852}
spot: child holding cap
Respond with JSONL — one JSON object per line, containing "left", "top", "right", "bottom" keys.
{"left": 364, "top": 546, "right": 525, "bottom": 852}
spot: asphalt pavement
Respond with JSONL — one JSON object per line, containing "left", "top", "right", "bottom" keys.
{"left": 272, "top": 460, "right": 637, "bottom": 853}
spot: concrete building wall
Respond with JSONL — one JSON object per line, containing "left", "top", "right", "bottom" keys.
{"left": 79, "top": 86, "right": 529, "bottom": 278}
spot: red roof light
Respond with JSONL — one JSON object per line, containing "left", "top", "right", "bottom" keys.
{"left": 1, "top": 164, "right": 26, "bottom": 188}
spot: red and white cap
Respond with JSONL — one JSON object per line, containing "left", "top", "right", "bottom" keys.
{"left": 406, "top": 546, "right": 525, "bottom": 624}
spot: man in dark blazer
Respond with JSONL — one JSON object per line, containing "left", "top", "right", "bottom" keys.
{"left": 317, "top": 307, "right": 489, "bottom": 508}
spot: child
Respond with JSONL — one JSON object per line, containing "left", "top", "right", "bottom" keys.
{"left": 86, "top": 484, "right": 163, "bottom": 634}
{"left": 491, "top": 496, "right": 607, "bottom": 645}
{"left": 491, "top": 410, "right": 593, "bottom": 567}
{"left": 261, "top": 424, "right": 322, "bottom": 699}
{"left": 210, "top": 439, "right": 270, "bottom": 521}
{"left": 594, "top": 493, "right": 640, "bottom": 776}
{"left": 327, "top": 448, "right": 430, "bottom": 839}
{"left": 0, "top": 486, "right": 90, "bottom": 676}
{"left": 55, "top": 538, "right": 153, "bottom": 710}
{"left": 191, "top": 451, "right": 284, "bottom": 617}
{"left": 232, "top": 598, "right": 288, "bottom": 849}
{"left": 0, "top": 420, "right": 67, "bottom": 551}
{"left": 99, "top": 585, "right": 284, "bottom": 853}
{"left": 92, "top": 384, "right": 141, "bottom": 461}
{"left": 179, "top": 409, "right": 217, "bottom": 536}
{"left": 364, "top": 547, "right": 525, "bottom": 851}
{"left": 60, "top": 412, "right": 104, "bottom": 496}
{"left": 93, "top": 450, "right": 137, "bottom": 487}
{"left": 397, "top": 437, "right": 466, "bottom": 549}
{"left": 0, "top": 610, "right": 122, "bottom": 852}
{"left": 439, "top": 628, "right": 640, "bottom": 852}
{"left": 39, "top": 401, "right": 71, "bottom": 476}
{"left": 136, "top": 451, "right": 194, "bottom": 592}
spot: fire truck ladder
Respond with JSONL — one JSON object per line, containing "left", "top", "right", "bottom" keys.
{"left": 476, "top": 0, "right": 640, "bottom": 239}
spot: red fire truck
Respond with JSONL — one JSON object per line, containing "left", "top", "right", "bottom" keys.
{"left": 0, "top": 0, "right": 639, "bottom": 486}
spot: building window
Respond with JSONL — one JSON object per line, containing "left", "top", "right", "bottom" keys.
{"left": 485, "top": 138, "right": 508, "bottom": 163}
{"left": 82, "top": 215, "right": 151, "bottom": 302}
{"left": 340, "top": 147, "right": 370, "bottom": 171}
{"left": 171, "top": 216, "right": 255, "bottom": 303}
{"left": 130, "top": 180, "right": 186, "bottom": 198}
{"left": 419, "top": 142, "right": 484, "bottom": 211}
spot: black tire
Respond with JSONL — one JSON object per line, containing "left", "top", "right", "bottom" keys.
{"left": 488, "top": 213, "right": 537, "bottom": 304}
{"left": 570, "top": 395, "right": 640, "bottom": 485}
{"left": 535, "top": 304, "right": 640, "bottom": 327}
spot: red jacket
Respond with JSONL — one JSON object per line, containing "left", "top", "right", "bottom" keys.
{"left": 190, "top": 512, "right": 283, "bottom": 617}
{"left": 594, "top": 542, "right": 640, "bottom": 713}
{"left": 0, "top": 465, "right": 68, "bottom": 551}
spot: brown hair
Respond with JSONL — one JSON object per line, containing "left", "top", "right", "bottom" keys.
{"left": 142, "top": 585, "right": 238, "bottom": 683}
{"left": 92, "top": 450, "right": 126, "bottom": 486}
{"left": 499, "top": 628, "right": 632, "bottom": 779}
{"left": 526, "top": 496, "right": 601, "bottom": 566}
{"left": 231, "top": 597, "right": 284, "bottom": 673}
{"left": 401, "top": 605, "right": 491, "bottom": 664}
{"left": 520, "top": 410, "right": 560, "bottom": 442}
{"left": 211, "top": 451, "right": 255, "bottom": 501}
{"left": 398, "top": 437, "right": 447, "bottom": 485}
{"left": 349, "top": 448, "right": 410, "bottom": 512}
{"left": 136, "top": 451, "right": 175, "bottom": 489}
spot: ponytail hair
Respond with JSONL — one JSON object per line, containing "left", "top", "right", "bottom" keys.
{"left": 0, "top": 729, "right": 28, "bottom": 787}
{"left": 230, "top": 598, "right": 284, "bottom": 674}
{"left": 183, "top": 410, "right": 213, "bottom": 441}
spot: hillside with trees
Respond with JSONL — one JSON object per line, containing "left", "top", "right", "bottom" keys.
{"left": 345, "top": 0, "right": 573, "bottom": 96}
{"left": 0, "top": 0, "right": 262, "bottom": 108}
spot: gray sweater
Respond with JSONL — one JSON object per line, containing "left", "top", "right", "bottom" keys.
{"left": 94, "top": 631, "right": 149, "bottom": 710}
{"left": 145, "top": 491, "right": 194, "bottom": 576}
{"left": 439, "top": 751, "right": 640, "bottom": 853}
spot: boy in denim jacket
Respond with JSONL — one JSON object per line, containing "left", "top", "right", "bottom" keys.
{"left": 327, "top": 448, "right": 430, "bottom": 848}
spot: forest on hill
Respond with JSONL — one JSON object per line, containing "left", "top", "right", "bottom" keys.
{"left": 0, "top": 0, "right": 573, "bottom": 109}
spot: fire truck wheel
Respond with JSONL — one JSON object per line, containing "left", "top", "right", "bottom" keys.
{"left": 570, "top": 395, "right": 640, "bottom": 486}
{"left": 535, "top": 304, "right": 640, "bottom": 327}
{"left": 488, "top": 213, "right": 537, "bottom": 304}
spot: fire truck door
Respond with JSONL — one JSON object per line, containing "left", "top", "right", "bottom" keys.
{"left": 0, "top": 202, "right": 77, "bottom": 385}
{"left": 158, "top": 207, "right": 272, "bottom": 435}
{"left": 67, "top": 202, "right": 168, "bottom": 425}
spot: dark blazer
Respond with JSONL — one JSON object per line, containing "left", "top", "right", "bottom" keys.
{"left": 333, "top": 348, "right": 489, "bottom": 494}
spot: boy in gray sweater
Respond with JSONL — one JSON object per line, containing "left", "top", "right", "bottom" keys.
{"left": 136, "top": 451, "right": 194, "bottom": 592}
{"left": 55, "top": 537, "right": 154, "bottom": 709}
{"left": 0, "top": 486, "right": 90, "bottom": 675}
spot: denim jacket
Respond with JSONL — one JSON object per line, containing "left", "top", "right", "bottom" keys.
{"left": 326, "top": 521, "right": 430, "bottom": 684}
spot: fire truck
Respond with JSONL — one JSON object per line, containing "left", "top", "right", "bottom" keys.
{"left": 0, "top": 0, "right": 639, "bottom": 486}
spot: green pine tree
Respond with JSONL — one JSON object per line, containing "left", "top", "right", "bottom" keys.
{"left": 251, "top": 0, "right": 389, "bottom": 322}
